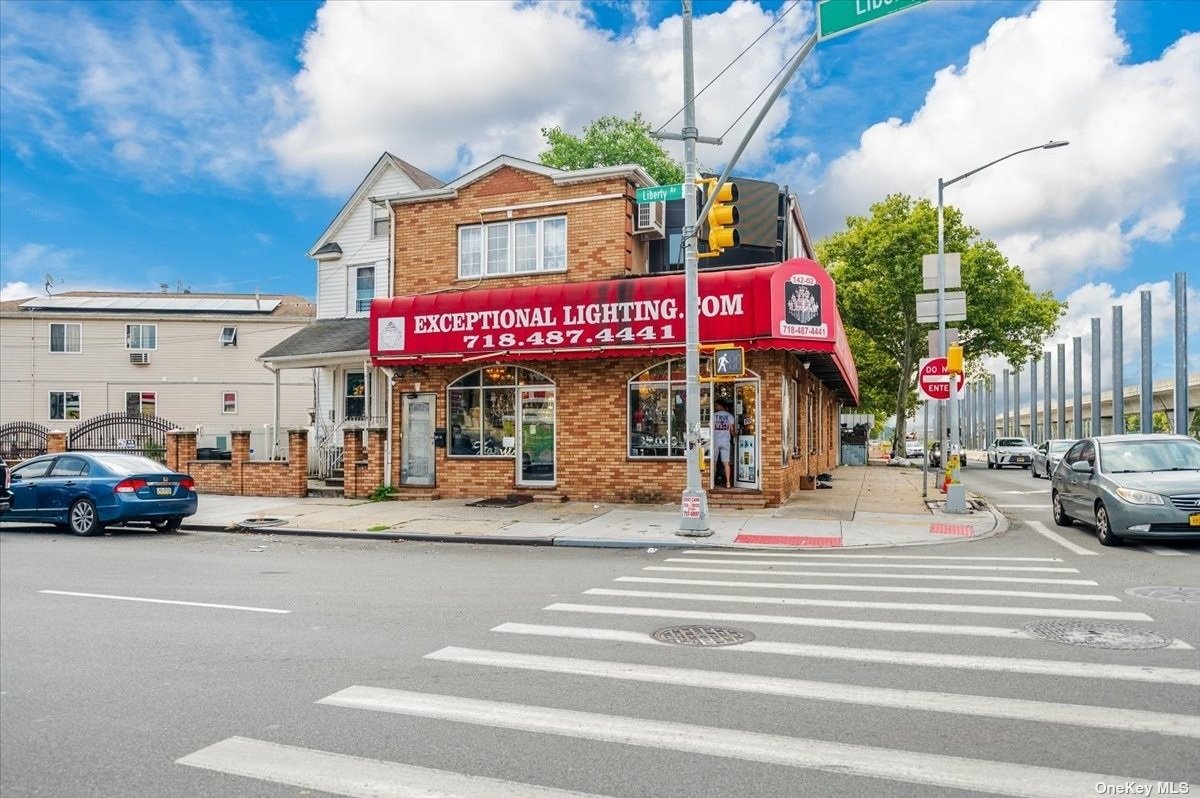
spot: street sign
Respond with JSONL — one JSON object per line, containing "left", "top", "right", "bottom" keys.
{"left": 636, "top": 184, "right": 685, "bottom": 204}
{"left": 918, "top": 357, "right": 967, "bottom": 401}
{"left": 817, "top": 0, "right": 930, "bottom": 42}
{"left": 922, "top": 253, "right": 961, "bottom": 290}
{"left": 928, "top": 328, "right": 958, "bottom": 359}
{"left": 711, "top": 345, "right": 745, "bottom": 378}
{"left": 916, "top": 291, "right": 966, "bottom": 323}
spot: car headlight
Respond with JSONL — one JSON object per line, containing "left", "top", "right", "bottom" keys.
{"left": 1113, "top": 487, "right": 1165, "bottom": 505}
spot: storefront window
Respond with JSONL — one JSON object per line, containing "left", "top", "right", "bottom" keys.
{"left": 629, "top": 358, "right": 705, "bottom": 459}
{"left": 448, "top": 366, "right": 552, "bottom": 457}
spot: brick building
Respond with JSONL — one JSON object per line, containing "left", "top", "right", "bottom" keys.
{"left": 368, "top": 156, "right": 858, "bottom": 507}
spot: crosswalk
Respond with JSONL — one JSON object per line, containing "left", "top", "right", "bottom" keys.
{"left": 178, "top": 548, "right": 1200, "bottom": 797}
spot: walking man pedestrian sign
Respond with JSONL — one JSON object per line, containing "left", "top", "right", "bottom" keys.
{"left": 712, "top": 345, "right": 745, "bottom": 379}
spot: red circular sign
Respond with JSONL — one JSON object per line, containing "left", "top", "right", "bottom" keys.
{"left": 919, "top": 357, "right": 953, "bottom": 401}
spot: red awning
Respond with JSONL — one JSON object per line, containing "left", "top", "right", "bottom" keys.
{"left": 371, "top": 259, "right": 858, "bottom": 404}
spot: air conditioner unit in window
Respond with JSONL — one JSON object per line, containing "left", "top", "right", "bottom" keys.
{"left": 634, "top": 201, "right": 665, "bottom": 239}
{"left": 129, "top": 352, "right": 151, "bottom": 365}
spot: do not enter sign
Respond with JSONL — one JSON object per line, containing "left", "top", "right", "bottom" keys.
{"left": 918, "top": 357, "right": 966, "bottom": 401}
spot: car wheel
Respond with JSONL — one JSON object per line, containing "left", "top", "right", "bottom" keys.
{"left": 151, "top": 516, "right": 183, "bottom": 532}
{"left": 1032, "top": 465, "right": 1040, "bottom": 479}
{"left": 1095, "top": 502, "right": 1123, "bottom": 547}
{"left": 68, "top": 498, "right": 101, "bottom": 536}
{"left": 1052, "top": 492, "right": 1073, "bottom": 527}
{"left": 987, "top": 460, "right": 994, "bottom": 470}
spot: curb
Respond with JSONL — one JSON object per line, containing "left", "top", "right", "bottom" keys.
{"left": 181, "top": 523, "right": 555, "bottom": 546}
{"left": 552, "top": 538, "right": 703, "bottom": 549}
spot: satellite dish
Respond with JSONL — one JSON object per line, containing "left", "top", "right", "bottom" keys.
{"left": 43, "top": 273, "right": 63, "bottom": 295}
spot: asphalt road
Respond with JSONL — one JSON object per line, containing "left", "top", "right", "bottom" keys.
{"left": 2, "top": 493, "right": 1198, "bottom": 797}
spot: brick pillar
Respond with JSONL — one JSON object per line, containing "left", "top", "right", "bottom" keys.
{"left": 47, "top": 430, "right": 66, "bottom": 454}
{"left": 366, "top": 427, "right": 387, "bottom": 493}
{"left": 288, "top": 429, "right": 308, "bottom": 498}
{"left": 166, "top": 430, "right": 197, "bottom": 472}
{"left": 231, "top": 431, "right": 251, "bottom": 495}
{"left": 342, "top": 428, "right": 363, "bottom": 499}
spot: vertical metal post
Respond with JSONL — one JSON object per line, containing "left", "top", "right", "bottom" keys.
{"left": 1002, "top": 368, "right": 1010, "bottom": 437}
{"left": 1029, "top": 357, "right": 1038, "bottom": 444}
{"left": 1014, "top": 368, "right": 1022, "bottom": 438}
{"left": 1073, "top": 336, "right": 1083, "bottom": 438}
{"left": 677, "top": 0, "right": 708, "bottom": 534}
{"left": 1140, "top": 290, "right": 1153, "bottom": 433}
{"left": 921, "top": 398, "right": 929, "bottom": 497}
{"left": 1090, "top": 318, "right": 1101, "bottom": 437}
{"left": 991, "top": 374, "right": 998, "bottom": 443}
{"left": 936, "top": 178, "right": 948, "bottom": 467}
{"left": 272, "top": 367, "right": 281, "bottom": 459}
{"left": 1112, "top": 306, "right": 1124, "bottom": 435}
{"left": 1175, "top": 272, "right": 1189, "bottom": 436}
{"left": 1057, "top": 342, "right": 1066, "bottom": 439}
{"left": 1042, "top": 352, "right": 1052, "bottom": 441}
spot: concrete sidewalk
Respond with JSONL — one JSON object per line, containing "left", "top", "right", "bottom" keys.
{"left": 181, "top": 463, "right": 1004, "bottom": 550}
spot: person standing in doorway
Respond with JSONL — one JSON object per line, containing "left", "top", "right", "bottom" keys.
{"left": 712, "top": 399, "right": 737, "bottom": 488}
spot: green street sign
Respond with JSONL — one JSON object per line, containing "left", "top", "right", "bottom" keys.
{"left": 635, "top": 184, "right": 685, "bottom": 204}
{"left": 817, "top": 0, "right": 930, "bottom": 42}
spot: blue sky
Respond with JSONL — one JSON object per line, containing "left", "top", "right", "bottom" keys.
{"left": 1, "top": 0, "right": 1196, "bottom": 384}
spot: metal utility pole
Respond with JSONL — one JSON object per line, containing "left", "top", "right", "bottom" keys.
{"left": 1090, "top": 318, "right": 1101, "bottom": 437}
{"left": 1013, "top": 368, "right": 1021, "bottom": 438}
{"left": 1042, "top": 352, "right": 1052, "bottom": 441}
{"left": 1175, "top": 272, "right": 1189, "bottom": 436}
{"left": 1141, "top": 290, "right": 1153, "bottom": 433}
{"left": 1073, "top": 336, "right": 1084, "bottom": 438}
{"left": 1029, "top": 357, "right": 1038, "bottom": 444}
{"left": 1057, "top": 342, "right": 1066, "bottom": 439}
{"left": 1112, "top": 306, "right": 1124, "bottom": 434}
{"left": 1002, "top": 368, "right": 1010, "bottom": 437}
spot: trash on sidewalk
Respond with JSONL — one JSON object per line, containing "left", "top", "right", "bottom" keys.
{"left": 236, "top": 518, "right": 288, "bottom": 530}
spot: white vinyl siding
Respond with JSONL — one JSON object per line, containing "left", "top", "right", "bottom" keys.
{"left": 49, "top": 322, "right": 82, "bottom": 353}
{"left": 458, "top": 216, "right": 567, "bottom": 279}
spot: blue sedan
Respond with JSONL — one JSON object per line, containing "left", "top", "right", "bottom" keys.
{"left": 0, "top": 453, "right": 198, "bottom": 536}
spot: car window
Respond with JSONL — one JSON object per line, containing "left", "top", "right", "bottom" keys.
{"left": 1063, "top": 441, "right": 1086, "bottom": 464}
{"left": 1038, "top": 442, "right": 1048, "bottom": 454}
{"left": 12, "top": 459, "right": 53, "bottom": 479}
{"left": 90, "top": 454, "right": 172, "bottom": 475}
{"left": 1049, "top": 440, "right": 1074, "bottom": 453}
{"left": 996, "top": 438, "right": 1028, "bottom": 447}
{"left": 1079, "top": 441, "right": 1095, "bottom": 465}
{"left": 49, "top": 456, "right": 90, "bottom": 477}
{"left": 1099, "top": 439, "right": 1200, "bottom": 473}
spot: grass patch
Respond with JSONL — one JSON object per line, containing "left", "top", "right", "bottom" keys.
{"left": 367, "top": 524, "right": 391, "bottom": 532}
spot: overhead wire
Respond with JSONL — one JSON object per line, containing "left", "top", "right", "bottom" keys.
{"left": 719, "top": 39, "right": 800, "bottom": 140}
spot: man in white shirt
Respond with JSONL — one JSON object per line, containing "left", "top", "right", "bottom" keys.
{"left": 712, "top": 399, "right": 737, "bottom": 488}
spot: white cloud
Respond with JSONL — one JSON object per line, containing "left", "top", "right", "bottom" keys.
{"left": 272, "top": 0, "right": 812, "bottom": 193}
{"left": 807, "top": 1, "right": 1200, "bottom": 292}
{"left": 0, "top": 243, "right": 79, "bottom": 281}
{"left": 0, "top": 281, "right": 36, "bottom": 301}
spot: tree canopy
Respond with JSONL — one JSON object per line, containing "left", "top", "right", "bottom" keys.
{"left": 539, "top": 113, "right": 684, "bottom": 186}
{"left": 816, "top": 194, "right": 1064, "bottom": 446}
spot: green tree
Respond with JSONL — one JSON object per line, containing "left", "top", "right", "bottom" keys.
{"left": 1124, "top": 411, "right": 1173, "bottom": 433}
{"left": 539, "top": 113, "right": 684, "bottom": 186}
{"left": 816, "top": 194, "right": 1064, "bottom": 449}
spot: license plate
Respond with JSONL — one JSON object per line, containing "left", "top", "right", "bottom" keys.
{"left": 156, "top": 487, "right": 173, "bottom": 496}
{"left": 1190, "top": 514, "right": 1200, "bottom": 527}
{"left": 1014, "top": 457, "right": 1027, "bottom": 462}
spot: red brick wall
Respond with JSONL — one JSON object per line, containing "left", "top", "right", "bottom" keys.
{"left": 173, "top": 428, "right": 308, "bottom": 498}
{"left": 391, "top": 167, "right": 647, "bottom": 294}
{"left": 342, "top": 428, "right": 364, "bottom": 499}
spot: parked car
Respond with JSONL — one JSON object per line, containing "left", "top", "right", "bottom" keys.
{"left": 1032, "top": 439, "right": 1076, "bottom": 479}
{"left": 987, "top": 437, "right": 1036, "bottom": 469}
{"left": 1050, "top": 434, "right": 1200, "bottom": 546}
{"left": 0, "top": 460, "right": 11, "bottom": 514}
{"left": 2, "top": 453, "right": 197, "bottom": 536}
{"left": 904, "top": 440, "right": 924, "bottom": 459}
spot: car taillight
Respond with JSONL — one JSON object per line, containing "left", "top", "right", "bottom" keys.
{"left": 179, "top": 477, "right": 195, "bottom": 491}
{"left": 114, "top": 478, "right": 148, "bottom": 494}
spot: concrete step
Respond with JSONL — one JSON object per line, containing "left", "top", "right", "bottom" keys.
{"left": 307, "top": 485, "right": 344, "bottom": 499}
{"left": 389, "top": 489, "right": 442, "bottom": 501}
{"left": 324, "top": 477, "right": 345, "bottom": 487}
{"left": 707, "top": 489, "right": 769, "bottom": 509}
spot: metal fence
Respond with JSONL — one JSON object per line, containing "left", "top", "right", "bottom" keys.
{"left": 0, "top": 421, "right": 49, "bottom": 461}
{"left": 66, "top": 412, "right": 178, "bottom": 462}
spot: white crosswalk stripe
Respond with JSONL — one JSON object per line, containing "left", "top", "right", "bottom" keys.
{"left": 615, "top": 575, "right": 1123, "bottom": 601}
{"left": 681, "top": 550, "right": 1067, "bottom": 562}
{"left": 665, "top": 557, "right": 1082, "bottom": 572}
{"left": 645, "top": 564, "right": 1101, "bottom": 585}
{"left": 317, "top": 686, "right": 1190, "bottom": 798}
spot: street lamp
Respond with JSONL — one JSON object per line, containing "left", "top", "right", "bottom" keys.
{"left": 937, "top": 140, "right": 1069, "bottom": 507}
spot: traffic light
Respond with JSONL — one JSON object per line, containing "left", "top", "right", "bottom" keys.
{"left": 698, "top": 178, "right": 738, "bottom": 257}
{"left": 947, "top": 344, "right": 963, "bottom": 375}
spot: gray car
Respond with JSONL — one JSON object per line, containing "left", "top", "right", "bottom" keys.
{"left": 1032, "top": 438, "right": 1076, "bottom": 479}
{"left": 1050, "top": 434, "right": 1200, "bottom": 546}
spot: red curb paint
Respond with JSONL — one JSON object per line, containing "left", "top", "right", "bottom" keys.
{"left": 930, "top": 523, "right": 974, "bottom": 537}
{"left": 734, "top": 534, "right": 843, "bottom": 547}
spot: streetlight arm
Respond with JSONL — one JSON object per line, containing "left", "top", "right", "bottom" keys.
{"left": 942, "top": 141, "right": 1067, "bottom": 189}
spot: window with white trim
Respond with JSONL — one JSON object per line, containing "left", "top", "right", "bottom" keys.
{"left": 49, "top": 323, "right": 81, "bottom": 353}
{"left": 351, "top": 265, "right": 375, "bottom": 315}
{"left": 458, "top": 216, "right": 567, "bottom": 278}
{"left": 447, "top": 366, "right": 553, "bottom": 457}
{"left": 222, "top": 391, "right": 237, "bottom": 414}
{"left": 126, "top": 391, "right": 157, "bottom": 417}
{"left": 372, "top": 208, "right": 389, "bottom": 239}
{"left": 219, "top": 326, "right": 238, "bottom": 346}
{"left": 125, "top": 324, "right": 157, "bottom": 350}
{"left": 49, "top": 391, "right": 81, "bottom": 420}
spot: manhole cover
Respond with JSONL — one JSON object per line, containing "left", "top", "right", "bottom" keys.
{"left": 1125, "top": 586, "right": 1200, "bottom": 603}
{"left": 651, "top": 625, "right": 754, "bottom": 647}
{"left": 1022, "top": 620, "right": 1173, "bottom": 650}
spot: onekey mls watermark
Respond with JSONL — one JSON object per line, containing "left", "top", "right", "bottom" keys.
{"left": 1094, "top": 784, "right": 1189, "bottom": 796}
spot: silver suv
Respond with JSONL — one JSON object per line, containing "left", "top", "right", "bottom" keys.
{"left": 987, "top": 437, "right": 1036, "bottom": 470}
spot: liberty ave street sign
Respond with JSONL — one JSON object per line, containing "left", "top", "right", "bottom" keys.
{"left": 636, "top": 184, "right": 685, "bottom": 204}
{"left": 817, "top": 0, "right": 930, "bottom": 42}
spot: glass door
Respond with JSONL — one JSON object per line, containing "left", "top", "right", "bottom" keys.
{"left": 401, "top": 393, "right": 435, "bottom": 486}
{"left": 734, "top": 380, "right": 759, "bottom": 489}
{"left": 516, "top": 387, "right": 556, "bottom": 486}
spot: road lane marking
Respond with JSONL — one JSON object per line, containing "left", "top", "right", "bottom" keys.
{"left": 664, "top": 558, "right": 1080, "bottom": 573}
{"left": 582, "top": 588, "right": 1148, "bottom": 620}
{"left": 39, "top": 590, "right": 290, "bottom": 614}
{"left": 492, "top": 623, "right": 1200, "bottom": 685}
{"left": 318, "top": 687, "right": 1192, "bottom": 798}
{"left": 177, "top": 736, "right": 605, "bottom": 797}
{"left": 1026, "top": 521, "right": 1099, "bottom": 556}
{"left": 426, "top": 646, "right": 1199, "bottom": 738}
{"left": 615, "top": 576, "right": 1121, "bottom": 602}
{"left": 681, "top": 551, "right": 1064, "bottom": 561}
{"left": 996, "top": 504, "right": 1052, "bottom": 509}
{"left": 645, "top": 566, "right": 1100, "bottom": 586}
{"left": 1003, "top": 490, "right": 1050, "bottom": 494}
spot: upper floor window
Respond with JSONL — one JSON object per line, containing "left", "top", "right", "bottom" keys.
{"left": 49, "top": 323, "right": 81, "bottom": 353}
{"left": 219, "top": 326, "right": 238, "bottom": 346}
{"left": 126, "top": 324, "right": 157, "bottom": 350}
{"left": 372, "top": 210, "right": 389, "bottom": 239}
{"left": 222, "top": 391, "right": 238, "bottom": 414}
{"left": 352, "top": 266, "right": 375, "bottom": 315}
{"left": 126, "top": 391, "right": 157, "bottom": 417}
{"left": 458, "top": 216, "right": 566, "bottom": 278}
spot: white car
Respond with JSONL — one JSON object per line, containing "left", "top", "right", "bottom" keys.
{"left": 904, "top": 440, "right": 924, "bottom": 459}
{"left": 987, "top": 437, "right": 1036, "bottom": 469}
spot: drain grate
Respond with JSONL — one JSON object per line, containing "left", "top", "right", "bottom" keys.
{"left": 651, "top": 625, "right": 755, "bottom": 647}
{"left": 1022, "top": 620, "right": 1173, "bottom": 650}
{"left": 1125, "top": 586, "right": 1200, "bottom": 603}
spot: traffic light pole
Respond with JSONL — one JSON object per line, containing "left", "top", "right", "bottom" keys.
{"left": 672, "top": 3, "right": 817, "bottom": 534}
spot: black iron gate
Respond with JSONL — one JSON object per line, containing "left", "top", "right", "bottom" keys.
{"left": 0, "top": 422, "right": 49, "bottom": 461}
{"left": 67, "top": 413, "right": 178, "bottom": 462}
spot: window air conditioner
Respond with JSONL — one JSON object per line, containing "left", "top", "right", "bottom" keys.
{"left": 634, "top": 201, "right": 665, "bottom": 239}
{"left": 129, "top": 352, "right": 151, "bottom": 365}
